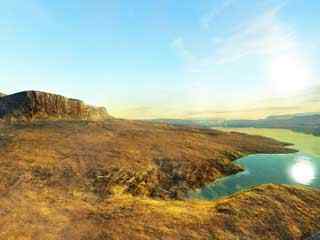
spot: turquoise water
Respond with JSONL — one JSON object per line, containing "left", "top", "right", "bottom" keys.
{"left": 191, "top": 128, "right": 320, "bottom": 200}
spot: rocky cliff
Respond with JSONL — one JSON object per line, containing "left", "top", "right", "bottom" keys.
{"left": 0, "top": 91, "right": 111, "bottom": 121}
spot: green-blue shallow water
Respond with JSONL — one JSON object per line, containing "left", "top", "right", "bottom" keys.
{"left": 191, "top": 128, "right": 320, "bottom": 200}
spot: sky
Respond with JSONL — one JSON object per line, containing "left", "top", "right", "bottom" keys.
{"left": 1, "top": 0, "right": 320, "bottom": 119}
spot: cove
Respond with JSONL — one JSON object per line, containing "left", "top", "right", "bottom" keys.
{"left": 190, "top": 128, "right": 320, "bottom": 200}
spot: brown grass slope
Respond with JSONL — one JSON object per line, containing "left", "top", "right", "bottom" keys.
{"left": 0, "top": 119, "right": 295, "bottom": 199}
{"left": 0, "top": 182, "right": 319, "bottom": 240}
{"left": 0, "top": 119, "right": 318, "bottom": 239}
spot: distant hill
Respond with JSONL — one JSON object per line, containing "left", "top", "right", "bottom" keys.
{"left": 223, "top": 113, "right": 320, "bottom": 136}
{"left": 0, "top": 92, "right": 6, "bottom": 97}
{"left": 0, "top": 90, "right": 111, "bottom": 122}
{"left": 148, "top": 118, "right": 225, "bottom": 127}
{"left": 150, "top": 113, "right": 320, "bottom": 136}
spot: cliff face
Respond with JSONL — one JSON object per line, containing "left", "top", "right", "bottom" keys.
{"left": 0, "top": 91, "right": 111, "bottom": 121}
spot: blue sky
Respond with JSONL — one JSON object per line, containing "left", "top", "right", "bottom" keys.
{"left": 1, "top": 0, "right": 320, "bottom": 118}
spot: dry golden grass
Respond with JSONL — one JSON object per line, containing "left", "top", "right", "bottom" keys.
{"left": 0, "top": 182, "right": 319, "bottom": 240}
{"left": 0, "top": 119, "right": 316, "bottom": 240}
{"left": 0, "top": 119, "right": 295, "bottom": 199}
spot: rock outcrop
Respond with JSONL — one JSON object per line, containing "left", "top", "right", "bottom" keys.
{"left": 0, "top": 91, "right": 111, "bottom": 121}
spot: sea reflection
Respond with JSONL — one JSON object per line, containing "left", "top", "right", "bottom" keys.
{"left": 191, "top": 129, "right": 320, "bottom": 200}
{"left": 191, "top": 152, "right": 320, "bottom": 200}
{"left": 289, "top": 156, "right": 316, "bottom": 185}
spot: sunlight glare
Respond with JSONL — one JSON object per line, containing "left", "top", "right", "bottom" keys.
{"left": 269, "top": 54, "right": 312, "bottom": 95}
{"left": 289, "top": 157, "right": 315, "bottom": 185}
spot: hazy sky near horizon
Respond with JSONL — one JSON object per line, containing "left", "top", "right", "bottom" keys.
{"left": 1, "top": 0, "right": 320, "bottom": 119}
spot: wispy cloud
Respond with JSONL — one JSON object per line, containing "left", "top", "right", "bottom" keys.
{"left": 212, "top": 1, "right": 294, "bottom": 64}
{"left": 172, "top": 0, "right": 294, "bottom": 72}
{"left": 201, "top": 0, "right": 237, "bottom": 30}
{"left": 171, "top": 38, "right": 197, "bottom": 64}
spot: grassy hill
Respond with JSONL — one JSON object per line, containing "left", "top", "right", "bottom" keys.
{"left": 0, "top": 119, "right": 318, "bottom": 239}
{"left": 0, "top": 90, "right": 318, "bottom": 239}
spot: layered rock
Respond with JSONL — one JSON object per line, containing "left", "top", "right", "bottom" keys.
{"left": 0, "top": 91, "right": 111, "bottom": 122}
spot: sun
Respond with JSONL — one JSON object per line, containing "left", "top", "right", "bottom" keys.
{"left": 289, "top": 158, "right": 316, "bottom": 185}
{"left": 269, "top": 54, "right": 312, "bottom": 95}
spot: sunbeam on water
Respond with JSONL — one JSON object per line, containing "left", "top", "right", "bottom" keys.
{"left": 190, "top": 128, "right": 320, "bottom": 200}
{"left": 289, "top": 157, "right": 316, "bottom": 185}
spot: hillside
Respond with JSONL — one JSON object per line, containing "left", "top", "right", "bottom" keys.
{"left": 0, "top": 91, "right": 319, "bottom": 239}
{"left": 0, "top": 119, "right": 296, "bottom": 200}
{"left": 0, "top": 119, "right": 318, "bottom": 239}
{"left": 2, "top": 181, "right": 320, "bottom": 240}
